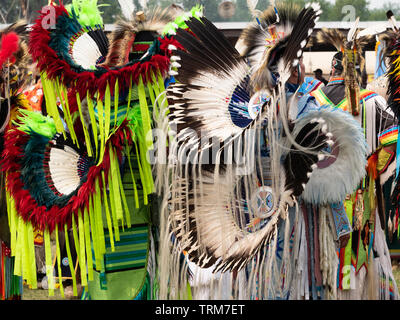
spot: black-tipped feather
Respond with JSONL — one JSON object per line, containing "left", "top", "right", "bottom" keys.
{"left": 280, "top": 5, "right": 320, "bottom": 66}
{"left": 250, "top": 4, "right": 321, "bottom": 91}
{"left": 284, "top": 122, "right": 328, "bottom": 196}
{"left": 175, "top": 24, "right": 240, "bottom": 77}
{"left": 166, "top": 11, "right": 330, "bottom": 274}
{"left": 88, "top": 29, "right": 109, "bottom": 57}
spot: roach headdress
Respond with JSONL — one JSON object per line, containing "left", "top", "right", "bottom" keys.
{"left": 104, "top": 7, "right": 178, "bottom": 67}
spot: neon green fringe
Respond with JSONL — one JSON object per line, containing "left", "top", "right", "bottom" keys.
{"left": 6, "top": 65, "right": 168, "bottom": 299}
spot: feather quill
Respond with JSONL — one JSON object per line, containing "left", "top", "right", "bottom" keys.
{"left": 347, "top": 17, "right": 359, "bottom": 44}
{"left": 247, "top": 0, "right": 262, "bottom": 18}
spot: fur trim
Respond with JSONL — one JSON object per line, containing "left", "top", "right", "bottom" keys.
{"left": 300, "top": 106, "right": 367, "bottom": 205}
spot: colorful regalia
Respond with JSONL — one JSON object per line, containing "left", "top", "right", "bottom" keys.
{"left": 1, "top": 0, "right": 399, "bottom": 302}
{"left": 380, "top": 11, "right": 400, "bottom": 263}
{"left": 155, "top": 2, "right": 373, "bottom": 300}
{"left": 297, "top": 22, "right": 399, "bottom": 299}
{"left": 0, "top": 21, "right": 32, "bottom": 300}
{"left": 0, "top": 0, "right": 189, "bottom": 299}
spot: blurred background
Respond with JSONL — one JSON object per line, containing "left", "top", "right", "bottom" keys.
{"left": 1, "top": 0, "right": 399, "bottom": 79}
{"left": 0, "top": 0, "right": 399, "bottom": 24}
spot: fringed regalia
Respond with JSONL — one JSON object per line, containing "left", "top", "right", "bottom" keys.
{"left": 379, "top": 10, "right": 400, "bottom": 284}
{"left": 0, "top": 0, "right": 189, "bottom": 299}
{"left": 296, "top": 21, "right": 399, "bottom": 299}
{"left": 0, "top": 21, "right": 32, "bottom": 300}
{"left": 155, "top": 2, "right": 372, "bottom": 300}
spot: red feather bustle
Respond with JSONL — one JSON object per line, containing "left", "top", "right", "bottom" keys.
{"left": 0, "top": 123, "right": 132, "bottom": 233}
{"left": 28, "top": 3, "right": 179, "bottom": 100}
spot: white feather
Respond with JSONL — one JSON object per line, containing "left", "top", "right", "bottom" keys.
{"left": 171, "top": 61, "right": 181, "bottom": 68}
{"left": 138, "top": 0, "right": 148, "bottom": 10}
{"left": 347, "top": 17, "right": 360, "bottom": 42}
{"left": 357, "top": 24, "right": 387, "bottom": 39}
{"left": 168, "top": 57, "right": 251, "bottom": 144}
{"left": 247, "top": 0, "right": 261, "bottom": 18}
{"left": 300, "top": 106, "right": 367, "bottom": 204}
{"left": 310, "top": 2, "right": 321, "bottom": 11}
{"left": 72, "top": 33, "right": 102, "bottom": 70}
{"left": 118, "top": 0, "right": 135, "bottom": 20}
{"left": 388, "top": 12, "right": 398, "bottom": 31}
{"left": 48, "top": 146, "right": 81, "bottom": 195}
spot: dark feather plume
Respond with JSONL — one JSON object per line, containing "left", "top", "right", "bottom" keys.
{"left": 251, "top": 3, "right": 322, "bottom": 91}
{"left": 104, "top": 7, "right": 176, "bottom": 67}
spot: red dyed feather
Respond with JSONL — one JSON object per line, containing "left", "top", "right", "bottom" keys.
{"left": 366, "top": 151, "right": 379, "bottom": 180}
{"left": 29, "top": 3, "right": 176, "bottom": 100}
{"left": 0, "top": 124, "right": 132, "bottom": 233}
{"left": 0, "top": 32, "right": 19, "bottom": 68}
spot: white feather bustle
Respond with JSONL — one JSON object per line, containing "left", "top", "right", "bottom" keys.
{"left": 299, "top": 106, "right": 368, "bottom": 205}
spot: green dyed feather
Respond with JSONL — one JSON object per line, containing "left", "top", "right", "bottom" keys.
{"left": 16, "top": 109, "right": 57, "bottom": 139}
{"left": 66, "top": 0, "right": 106, "bottom": 28}
{"left": 162, "top": 5, "right": 203, "bottom": 35}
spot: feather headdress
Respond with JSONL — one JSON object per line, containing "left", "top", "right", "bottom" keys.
{"left": 0, "top": 21, "right": 30, "bottom": 133}
{"left": 28, "top": 1, "right": 181, "bottom": 164}
{"left": 104, "top": 7, "right": 178, "bottom": 67}
{"left": 378, "top": 11, "right": 400, "bottom": 209}
{"left": 381, "top": 11, "right": 400, "bottom": 120}
{"left": 1, "top": 0, "right": 180, "bottom": 296}
{"left": 315, "top": 25, "right": 373, "bottom": 116}
{"left": 29, "top": 2, "right": 177, "bottom": 100}
{"left": 236, "top": 2, "right": 321, "bottom": 92}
